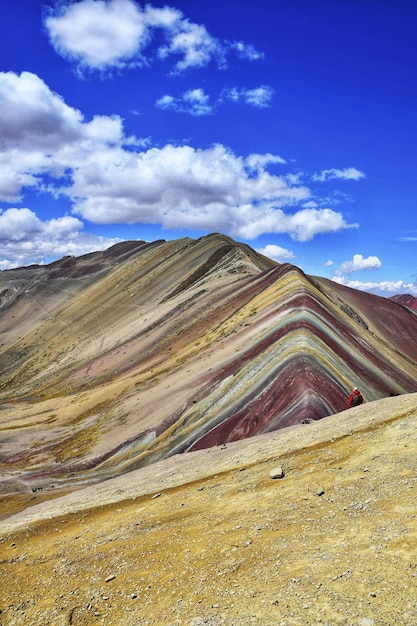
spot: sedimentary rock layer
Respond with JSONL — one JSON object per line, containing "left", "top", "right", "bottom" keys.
{"left": 1, "top": 233, "right": 417, "bottom": 499}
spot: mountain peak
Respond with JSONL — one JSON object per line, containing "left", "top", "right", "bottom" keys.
{"left": 1, "top": 235, "right": 417, "bottom": 514}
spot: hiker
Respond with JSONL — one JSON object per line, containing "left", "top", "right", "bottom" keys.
{"left": 348, "top": 387, "right": 363, "bottom": 408}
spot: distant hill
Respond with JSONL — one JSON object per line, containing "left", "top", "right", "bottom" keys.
{"left": 1, "top": 233, "right": 417, "bottom": 510}
{"left": 389, "top": 293, "right": 417, "bottom": 312}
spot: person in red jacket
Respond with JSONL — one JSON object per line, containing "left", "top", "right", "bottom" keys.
{"left": 348, "top": 387, "right": 363, "bottom": 408}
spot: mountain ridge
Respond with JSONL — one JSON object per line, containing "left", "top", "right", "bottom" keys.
{"left": 1, "top": 233, "right": 417, "bottom": 512}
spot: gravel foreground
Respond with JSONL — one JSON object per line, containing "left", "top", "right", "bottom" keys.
{"left": 1, "top": 394, "right": 417, "bottom": 625}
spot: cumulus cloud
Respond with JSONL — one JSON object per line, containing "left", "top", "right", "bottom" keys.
{"left": 328, "top": 253, "right": 417, "bottom": 296}
{"left": 63, "top": 143, "right": 356, "bottom": 242}
{"left": 312, "top": 167, "right": 365, "bottom": 182}
{"left": 255, "top": 244, "right": 295, "bottom": 262}
{"left": 44, "top": 0, "right": 262, "bottom": 75}
{"left": 335, "top": 253, "right": 382, "bottom": 276}
{"left": 0, "top": 71, "right": 361, "bottom": 267}
{"left": 0, "top": 71, "right": 132, "bottom": 202}
{"left": 44, "top": 0, "right": 148, "bottom": 72}
{"left": 0, "top": 208, "right": 120, "bottom": 269}
{"left": 0, "top": 71, "right": 85, "bottom": 151}
{"left": 332, "top": 276, "right": 417, "bottom": 297}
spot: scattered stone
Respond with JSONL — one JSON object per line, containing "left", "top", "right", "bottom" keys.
{"left": 270, "top": 466, "right": 285, "bottom": 479}
{"left": 314, "top": 486, "right": 325, "bottom": 496}
{"left": 105, "top": 574, "right": 116, "bottom": 583}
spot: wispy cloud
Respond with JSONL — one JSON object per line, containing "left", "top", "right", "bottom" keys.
{"left": 156, "top": 85, "right": 274, "bottom": 116}
{"left": 221, "top": 86, "right": 274, "bottom": 108}
{"left": 156, "top": 89, "right": 214, "bottom": 116}
{"left": 246, "top": 153, "right": 286, "bottom": 170}
{"left": 44, "top": 0, "right": 263, "bottom": 75}
{"left": 230, "top": 41, "right": 264, "bottom": 61}
{"left": 333, "top": 276, "right": 417, "bottom": 297}
{"left": 312, "top": 167, "right": 365, "bottom": 182}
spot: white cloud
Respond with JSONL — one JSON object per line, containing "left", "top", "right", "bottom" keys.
{"left": 231, "top": 41, "right": 264, "bottom": 61}
{"left": 157, "top": 85, "right": 274, "bottom": 116}
{"left": 63, "top": 144, "right": 355, "bottom": 242}
{"left": 45, "top": 0, "right": 148, "bottom": 72}
{"left": 0, "top": 71, "right": 129, "bottom": 202}
{"left": 255, "top": 244, "right": 295, "bottom": 262}
{"left": 158, "top": 14, "right": 224, "bottom": 74}
{"left": 266, "top": 208, "right": 357, "bottom": 243}
{"left": 0, "top": 71, "right": 360, "bottom": 267}
{"left": 0, "top": 72, "right": 125, "bottom": 150}
{"left": 0, "top": 208, "right": 120, "bottom": 268}
{"left": 0, "top": 71, "right": 85, "bottom": 151}
{"left": 44, "top": 0, "right": 261, "bottom": 75}
{"left": 156, "top": 89, "right": 214, "bottom": 116}
{"left": 312, "top": 167, "right": 365, "bottom": 182}
{"left": 222, "top": 86, "right": 274, "bottom": 108}
{"left": 332, "top": 276, "right": 417, "bottom": 297}
{"left": 336, "top": 253, "right": 382, "bottom": 275}
{"left": 329, "top": 254, "right": 417, "bottom": 296}
{"left": 246, "top": 153, "right": 286, "bottom": 170}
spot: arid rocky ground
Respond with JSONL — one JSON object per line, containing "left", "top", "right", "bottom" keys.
{"left": 1, "top": 393, "right": 417, "bottom": 626}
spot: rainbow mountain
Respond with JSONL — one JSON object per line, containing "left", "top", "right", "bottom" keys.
{"left": 1, "top": 233, "right": 417, "bottom": 498}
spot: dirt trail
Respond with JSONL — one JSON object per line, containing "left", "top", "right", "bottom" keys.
{"left": 1, "top": 395, "right": 417, "bottom": 625}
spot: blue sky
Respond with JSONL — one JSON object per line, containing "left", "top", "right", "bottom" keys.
{"left": 0, "top": 0, "right": 416, "bottom": 296}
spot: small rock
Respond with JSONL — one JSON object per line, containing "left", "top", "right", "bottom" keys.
{"left": 270, "top": 466, "right": 285, "bottom": 479}
{"left": 314, "top": 486, "right": 325, "bottom": 496}
{"left": 105, "top": 575, "right": 116, "bottom": 583}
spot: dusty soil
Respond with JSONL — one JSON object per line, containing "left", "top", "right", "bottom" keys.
{"left": 1, "top": 395, "right": 417, "bottom": 626}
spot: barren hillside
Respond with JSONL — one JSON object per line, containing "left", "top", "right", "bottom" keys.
{"left": 1, "top": 394, "right": 416, "bottom": 625}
